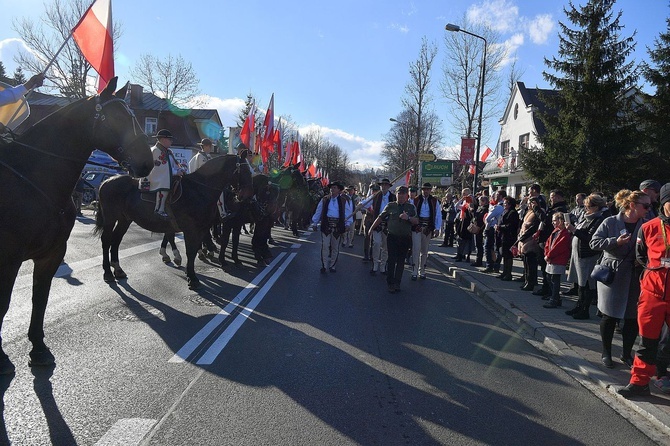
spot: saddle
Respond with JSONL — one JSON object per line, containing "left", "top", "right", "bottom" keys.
{"left": 139, "top": 178, "right": 183, "bottom": 204}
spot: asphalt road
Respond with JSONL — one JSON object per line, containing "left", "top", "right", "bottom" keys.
{"left": 0, "top": 215, "right": 658, "bottom": 445}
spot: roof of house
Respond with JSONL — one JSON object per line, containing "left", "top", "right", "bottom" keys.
{"left": 516, "top": 81, "right": 559, "bottom": 137}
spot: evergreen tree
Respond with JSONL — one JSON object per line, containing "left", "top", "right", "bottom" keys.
{"left": 12, "top": 67, "right": 27, "bottom": 86}
{"left": 522, "top": 0, "right": 639, "bottom": 194}
{"left": 0, "top": 61, "right": 12, "bottom": 84}
{"left": 638, "top": 16, "right": 670, "bottom": 182}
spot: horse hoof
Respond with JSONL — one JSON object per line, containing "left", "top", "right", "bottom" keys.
{"left": 174, "top": 258, "right": 182, "bottom": 267}
{"left": 114, "top": 269, "right": 127, "bottom": 280}
{"left": 0, "top": 356, "right": 15, "bottom": 375}
{"left": 29, "top": 348, "right": 55, "bottom": 367}
{"left": 162, "top": 257, "right": 171, "bottom": 264}
{"left": 103, "top": 271, "right": 115, "bottom": 283}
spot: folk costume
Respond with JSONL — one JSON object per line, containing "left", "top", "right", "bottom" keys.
{"left": 412, "top": 183, "right": 441, "bottom": 280}
{"left": 311, "top": 182, "right": 354, "bottom": 272}
{"left": 359, "top": 179, "right": 396, "bottom": 274}
{"left": 143, "top": 129, "right": 181, "bottom": 218}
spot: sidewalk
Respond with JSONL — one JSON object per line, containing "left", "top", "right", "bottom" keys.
{"left": 428, "top": 242, "right": 670, "bottom": 443}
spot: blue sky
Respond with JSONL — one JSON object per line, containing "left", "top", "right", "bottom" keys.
{"left": 1, "top": 0, "right": 668, "bottom": 168}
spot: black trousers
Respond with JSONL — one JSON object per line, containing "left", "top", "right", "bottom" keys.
{"left": 387, "top": 233, "right": 412, "bottom": 286}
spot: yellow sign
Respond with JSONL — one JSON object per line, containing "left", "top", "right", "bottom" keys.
{"left": 418, "top": 152, "right": 437, "bottom": 162}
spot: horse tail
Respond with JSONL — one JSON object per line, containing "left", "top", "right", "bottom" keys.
{"left": 93, "top": 201, "right": 105, "bottom": 237}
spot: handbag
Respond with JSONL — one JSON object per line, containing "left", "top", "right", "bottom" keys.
{"left": 467, "top": 222, "right": 481, "bottom": 234}
{"left": 590, "top": 263, "right": 615, "bottom": 285}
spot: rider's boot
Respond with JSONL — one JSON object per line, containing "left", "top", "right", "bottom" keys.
{"left": 155, "top": 192, "right": 169, "bottom": 219}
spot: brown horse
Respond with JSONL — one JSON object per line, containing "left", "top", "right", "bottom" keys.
{"left": 0, "top": 78, "right": 154, "bottom": 374}
{"left": 94, "top": 154, "right": 253, "bottom": 290}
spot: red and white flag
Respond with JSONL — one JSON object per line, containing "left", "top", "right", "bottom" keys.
{"left": 72, "top": 0, "right": 114, "bottom": 92}
{"left": 262, "top": 93, "right": 274, "bottom": 151}
{"left": 239, "top": 101, "right": 256, "bottom": 148}
{"left": 307, "top": 159, "right": 317, "bottom": 178}
{"left": 469, "top": 146, "right": 493, "bottom": 174}
{"left": 496, "top": 156, "right": 505, "bottom": 168}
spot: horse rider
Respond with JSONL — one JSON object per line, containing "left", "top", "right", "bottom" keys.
{"left": 0, "top": 72, "right": 45, "bottom": 107}
{"left": 311, "top": 181, "right": 353, "bottom": 273}
{"left": 143, "top": 129, "right": 184, "bottom": 218}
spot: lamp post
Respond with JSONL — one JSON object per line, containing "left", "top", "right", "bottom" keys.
{"left": 445, "top": 23, "right": 487, "bottom": 193}
{"left": 389, "top": 117, "right": 417, "bottom": 185}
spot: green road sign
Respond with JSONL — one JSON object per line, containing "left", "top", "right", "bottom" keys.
{"left": 421, "top": 160, "right": 453, "bottom": 177}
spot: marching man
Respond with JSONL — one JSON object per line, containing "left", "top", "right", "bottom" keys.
{"left": 411, "top": 182, "right": 441, "bottom": 280}
{"left": 356, "top": 178, "right": 396, "bottom": 275}
{"left": 311, "top": 181, "right": 354, "bottom": 273}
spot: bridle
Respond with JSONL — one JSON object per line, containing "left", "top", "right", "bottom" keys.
{"left": 0, "top": 95, "right": 145, "bottom": 213}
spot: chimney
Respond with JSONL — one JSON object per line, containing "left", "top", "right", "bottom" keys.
{"left": 129, "top": 84, "right": 144, "bottom": 107}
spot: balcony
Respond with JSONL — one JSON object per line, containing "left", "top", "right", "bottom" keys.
{"left": 481, "top": 153, "right": 521, "bottom": 176}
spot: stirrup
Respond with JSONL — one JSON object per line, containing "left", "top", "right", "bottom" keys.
{"left": 155, "top": 210, "right": 169, "bottom": 219}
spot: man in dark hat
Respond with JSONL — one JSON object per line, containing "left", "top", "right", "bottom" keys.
{"left": 342, "top": 185, "right": 359, "bottom": 248}
{"left": 357, "top": 179, "right": 396, "bottom": 274}
{"left": 369, "top": 186, "right": 418, "bottom": 293}
{"left": 640, "top": 179, "right": 662, "bottom": 219}
{"left": 618, "top": 183, "right": 670, "bottom": 397}
{"left": 189, "top": 138, "right": 215, "bottom": 173}
{"left": 144, "top": 129, "right": 183, "bottom": 218}
{"left": 410, "top": 182, "right": 442, "bottom": 280}
{"left": 311, "top": 181, "right": 354, "bottom": 273}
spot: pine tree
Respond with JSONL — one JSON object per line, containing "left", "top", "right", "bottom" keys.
{"left": 522, "top": 0, "right": 639, "bottom": 194}
{"left": 12, "top": 67, "right": 26, "bottom": 86}
{"left": 638, "top": 16, "right": 670, "bottom": 182}
{"left": 0, "top": 61, "right": 12, "bottom": 84}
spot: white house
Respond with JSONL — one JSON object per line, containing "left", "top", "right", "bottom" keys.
{"left": 482, "top": 81, "right": 558, "bottom": 200}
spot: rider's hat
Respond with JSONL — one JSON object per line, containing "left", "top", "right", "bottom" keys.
{"left": 378, "top": 178, "right": 392, "bottom": 186}
{"left": 153, "top": 129, "right": 174, "bottom": 139}
{"left": 198, "top": 138, "right": 214, "bottom": 146}
{"left": 328, "top": 181, "right": 345, "bottom": 191}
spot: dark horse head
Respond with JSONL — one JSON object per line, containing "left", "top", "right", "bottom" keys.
{"left": 85, "top": 78, "right": 154, "bottom": 177}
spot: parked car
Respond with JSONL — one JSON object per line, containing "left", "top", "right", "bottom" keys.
{"left": 80, "top": 171, "right": 119, "bottom": 205}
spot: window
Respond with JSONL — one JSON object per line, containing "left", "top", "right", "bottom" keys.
{"left": 514, "top": 103, "right": 519, "bottom": 120}
{"left": 519, "top": 133, "right": 529, "bottom": 153}
{"left": 145, "top": 117, "right": 158, "bottom": 136}
{"left": 500, "top": 140, "right": 510, "bottom": 157}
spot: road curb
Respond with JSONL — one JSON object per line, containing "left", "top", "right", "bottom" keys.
{"left": 431, "top": 252, "right": 670, "bottom": 444}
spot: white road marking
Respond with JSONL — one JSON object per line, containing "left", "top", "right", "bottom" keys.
{"left": 168, "top": 252, "right": 287, "bottom": 363}
{"left": 196, "top": 252, "right": 297, "bottom": 364}
{"left": 95, "top": 418, "right": 156, "bottom": 445}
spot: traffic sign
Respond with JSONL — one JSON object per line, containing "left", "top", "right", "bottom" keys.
{"left": 418, "top": 152, "right": 437, "bottom": 162}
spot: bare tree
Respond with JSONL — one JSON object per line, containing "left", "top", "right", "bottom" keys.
{"left": 506, "top": 55, "right": 526, "bottom": 98}
{"left": 440, "top": 17, "right": 505, "bottom": 146}
{"left": 399, "top": 37, "right": 441, "bottom": 185}
{"left": 13, "top": 0, "right": 122, "bottom": 98}
{"left": 130, "top": 53, "right": 201, "bottom": 107}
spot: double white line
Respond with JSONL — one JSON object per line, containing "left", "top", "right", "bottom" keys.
{"left": 169, "top": 251, "right": 297, "bottom": 365}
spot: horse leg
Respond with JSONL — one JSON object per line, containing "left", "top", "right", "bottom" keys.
{"left": 0, "top": 260, "right": 21, "bottom": 374}
{"left": 100, "top": 223, "right": 116, "bottom": 283}
{"left": 109, "top": 219, "right": 132, "bottom": 280}
{"left": 184, "top": 231, "right": 202, "bottom": 290}
{"left": 218, "top": 225, "right": 231, "bottom": 267}
{"left": 28, "top": 248, "right": 66, "bottom": 367}
{"left": 232, "top": 224, "right": 242, "bottom": 265}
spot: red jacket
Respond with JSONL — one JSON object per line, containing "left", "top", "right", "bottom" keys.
{"left": 637, "top": 217, "right": 670, "bottom": 300}
{"left": 544, "top": 228, "right": 572, "bottom": 266}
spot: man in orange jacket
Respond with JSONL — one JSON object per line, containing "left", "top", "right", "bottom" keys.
{"left": 619, "top": 183, "right": 670, "bottom": 397}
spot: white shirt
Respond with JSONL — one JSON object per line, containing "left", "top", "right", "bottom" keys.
{"left": 311, "top": 195, "right": 354, "bottom": 227}
{"left": 0, "top": 84, "right": 27, "bottom": 107}
{"left": 418, "top": 195, "right": 443, "bottom": 229}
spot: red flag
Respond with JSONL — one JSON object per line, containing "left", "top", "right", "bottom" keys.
{"left": 72, "top": 0, "right": 114, "bottom": 92}
{"left": 307, "top": 159, "right": 317, "bottom": 178}
{"left": 405, "top": 169, "right": 412, "bottom": 187}
{"left": 240, "top": 102, "right": 255, "bottom": 148}
{"left": 469, "top": 146, "right": 493, "bottom": 174}
{"left": 262, "top": 93, "right": 274, "bottom": 150}
{"left": 273, "top": 118, "right": 282, "bottom": 159}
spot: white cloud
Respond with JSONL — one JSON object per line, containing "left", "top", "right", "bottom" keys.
{"left": 496, "top": 33, "right": 525, "bottom": 67}
{"left": 197, "top": 95, "right": 246, "bottom": 127}
{"left": 390, "top": 23, "right": 410, "bottom": 34}
{"left": 467, "top": 0, "right": 519, "bottom": 33}
{"left": 0, "top": 38, "right": 34, "bottom": 72}
{"left": 528, "top": 14, "right": 554, "bottom": 45}
{"left": 299, "top": 123, "right": 384, "bottom": 168}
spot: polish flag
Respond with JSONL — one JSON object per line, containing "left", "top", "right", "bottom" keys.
{"left": 496, "top": 156, "right": 505, "bottom": 168}
{"left": 469, "top": 146, "right": 493, "bottom": 174}
{"left": 240, "top": 102, "right": 255, "bottom": 148}
{"left": 273, "top": 118, "right": 282, "bottom": 158}
{"left": 307, "top": 159, "right": 317, "bottom": 178}
{"left": 72, "top": 0, "right": 114, "bottom": 92}
{"left": 262, "top": 93, "right": 274, "bottom": 151}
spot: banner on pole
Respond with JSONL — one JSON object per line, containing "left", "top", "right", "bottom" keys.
{"left": 459, "top": 138, "right": 476, "bottom": 165}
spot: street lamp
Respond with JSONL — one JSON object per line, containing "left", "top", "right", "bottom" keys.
{"left": 389, "top": 117, "right": 416, "bottom": 185}
{"left": 445, "top": 23, "right": 487, "bottom": 193}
